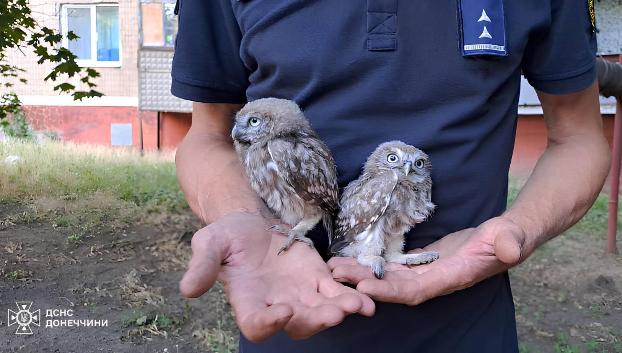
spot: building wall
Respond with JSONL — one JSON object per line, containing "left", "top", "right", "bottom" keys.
{"left": 596, "top": 0, "right": 622, "bottom": 55}
{"left": 24, "top": 106, "right": 158, "bottom": 149}
{"left": 159, "top": 112, "right": 191, "bottom": 149}
{"left": 511, "top": 115, "right": 615, "bottom": 176}
{"left": 6, "top": 0, "right": 138, "bottom": 98}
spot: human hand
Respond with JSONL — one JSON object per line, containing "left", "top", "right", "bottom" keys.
{"left": 180, "top": 212, "right": 375, "bottom": 342}
{"left": 328, "top": 216, "right": 527, "bottom": 305}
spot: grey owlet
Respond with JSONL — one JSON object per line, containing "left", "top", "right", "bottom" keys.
{"left": 330, "top": 141, "right": 439, "bottom": 279}
{"left": 232, "top": 98, "right": 339, "bottom": 254}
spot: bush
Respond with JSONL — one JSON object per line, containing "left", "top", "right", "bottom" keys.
{"left": 2, "top": 109, "right": 33, "bottom": 140}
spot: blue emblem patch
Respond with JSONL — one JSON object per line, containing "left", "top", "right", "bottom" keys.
{"left": 458, "top": 0, "right": 507, "bottom": 57}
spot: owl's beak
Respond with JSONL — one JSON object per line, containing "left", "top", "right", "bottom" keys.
{"left": 403, "top": 161, "right": 412, "bottom": 175}
{"left": 231, "top": 125, "right": 238, "bottom": 140}
{"left": 231, "top": 125, "right": 246, "bottom": 143}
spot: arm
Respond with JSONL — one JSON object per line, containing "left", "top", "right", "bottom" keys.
{"left": 175, "top": 102, "right": 263, "bottom": 223}
{"left": 503, "top": 81, "right": 610, "bottom": 259}
{"left": 329, "top": 82, "right": 610, "bottom": 304}
{"left": 176, "top": 103, "right": 374, "bottom": 341}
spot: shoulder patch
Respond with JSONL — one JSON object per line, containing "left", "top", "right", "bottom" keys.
{"left": 458, "top": 0, "right": 507, "bottom": 57}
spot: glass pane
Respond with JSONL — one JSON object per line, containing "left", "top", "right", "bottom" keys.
{"left": 163, "top": 2, "right": 178, "bottom": 47}
{"left": 66, "top": 8, "right": 91, "bottom": 60}
{"left": 141, "top": 3, "right": 164, "bottom": 47}
{"left": 96, "top": 6, "right": 120, "bottom": 61}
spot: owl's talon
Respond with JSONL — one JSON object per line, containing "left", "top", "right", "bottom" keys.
{"left": 373, "top": 266, "right": 385, "bottom": 279}
{"left": 405, "top": 251, "right": 440, "bottom": 265}
{"left": 277, "top": 233, "right": 314, "bottom": 255}
{"left": 371, "top": 260, "right": 385, "bottom": 279}
{"left": 269, "top": 224, "right": 289, "bottom": 236}
{"left": 357, "top": 255, "right": 386, "bottom": 279}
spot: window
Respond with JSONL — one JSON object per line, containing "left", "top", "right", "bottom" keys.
{"left": 140, "top": 0, "right": 178, "bottom": 48}
{"left": 61, "top": 4, "right": 121, "bottom": 67}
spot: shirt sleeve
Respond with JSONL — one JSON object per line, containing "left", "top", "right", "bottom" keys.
{"left": 521, "top": 0, "right": 597, "bottom": 95}
{"left": 171, "top": 0, "right": 249, "bottom": 103}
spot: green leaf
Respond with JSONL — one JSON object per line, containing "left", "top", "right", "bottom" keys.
{"left": 54, "top": 82, "right": 75, "bottom": 92}
{"left": 66, "top": 31, "right": 79, "bottom": 41}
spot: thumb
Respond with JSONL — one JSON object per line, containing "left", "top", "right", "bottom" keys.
{"left": 180, "top": 228, "right": 228, "bottom": 298}
{"left": 494, "top": 226, "right": 525, "bottom": 266}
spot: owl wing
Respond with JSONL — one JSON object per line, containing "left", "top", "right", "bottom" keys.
{"left": 267, "top": 136, "right": 339, "bottom": 215}
{"left": 330, "top": 172, "right": 398, "bottom": 254}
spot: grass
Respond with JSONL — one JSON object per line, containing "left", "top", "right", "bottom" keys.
{"left": 0, "top": 140, "right": 188, "bottom": 234}
{"left": 554, "top": 333, "right": 581, "bottom": 353}
{"left": 4, "top": 268, "right": 31, "bottom": 280}
{"left": 0, "top": 139, "right": 186, "bottom": 212}
{"left": 193, "top": 324, "right": 238, "bottom": 353}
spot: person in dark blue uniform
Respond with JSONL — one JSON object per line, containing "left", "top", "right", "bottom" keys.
{"left": 171, "top": 0, "right": 609, "bottom": 352}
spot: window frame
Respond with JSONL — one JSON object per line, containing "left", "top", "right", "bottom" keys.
{"left": 60, "top": 3, "right": 122, "bottom": 68}
{"left": 139, "top": 0, "right": 177, "bottom": 49}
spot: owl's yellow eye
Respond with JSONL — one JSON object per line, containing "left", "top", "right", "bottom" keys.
{"left": 415, "top": 159, "right": 425, "bottom": 168}
{"left": 248, "top": 117, "right": 261, "bottom": 127}
{"left": 387, "top": 154, "right": 399, "bottom": 163}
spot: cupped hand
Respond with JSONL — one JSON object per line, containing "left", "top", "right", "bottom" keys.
{"left": 328, "top": 216, "right": 527, "bottom": 306}
{"left": 180, "top": 212, "right": 375, "bottom": 342}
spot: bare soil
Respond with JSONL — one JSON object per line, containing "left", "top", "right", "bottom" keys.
{"left": 511, "top": 232, "right": 622, "bottom": 353}
{"left": 1, "top": 202, "right": 621, "bottom": 353}
{"left": 0, "top": 202, "right": 236, "bottom": 353}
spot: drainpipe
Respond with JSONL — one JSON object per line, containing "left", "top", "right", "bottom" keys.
{"left": 607, "top": 93, "right": 621, "bottom": 254}
{"left": 139, "top": 112, "right": 144, "bottom": 156}
{"left": 598, "top": 56, "right": 622, "bottom": 254}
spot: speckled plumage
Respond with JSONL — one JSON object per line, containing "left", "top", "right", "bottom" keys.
{"left": 232, "top": 98, "right": 339, "bottom": 253}
{"left": 330, "top": 141, "right": 438, "bottom": 279}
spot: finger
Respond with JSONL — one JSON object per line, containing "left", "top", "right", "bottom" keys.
{"left": 357, "top": 262, "right": 463, "bottom": 305}
{"left": 304, "top": 282, "right": 363, "bottom": 314}
{"left": 318, "top": 292, "right": 363, "bottom": 314}
{"left": 327, "top": 256, "right": 358, "bottom": 270}
{"left": 237, "top": 303, "right": 294, "bottom": 342}
{"left": 318, "top": 278, "right": 375, "bottom": 316}
{"left": 284, "top": 304, "right": 345, "bottom": 340}
{"left": 331, "top": 264, "right": 376, "bottom": 284}
{"left": 179, "top": 229, "right": 228, "bottom": 298}
{"left": 494, "top": 230, "right": 525, "bottom": 266}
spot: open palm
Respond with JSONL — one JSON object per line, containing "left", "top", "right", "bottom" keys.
{"left": 181, "top": 212, "right": 375, "bottom": 341}
{"left": 329, "top": 217, "right": 527, "bottom": 305}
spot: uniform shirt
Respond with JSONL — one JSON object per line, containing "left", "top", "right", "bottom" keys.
{"left": 171, "top": 0, "right": 597, "bottom": 352}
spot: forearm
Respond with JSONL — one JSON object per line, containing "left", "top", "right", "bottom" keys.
{"left": 503, "top": 83, "right": 610, "bottom": 256}
{"left": 176, "top": 103, "right": 267, "bottom": 223}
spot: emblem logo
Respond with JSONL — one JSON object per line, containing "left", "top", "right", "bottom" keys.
{"left": 458, "top": 0, "right": 507, "bottom": 57}
{"left": 479, "top": 26, "right": 492, "bottom": 39}
{"left": 7, "top": 302, "right": 40, "bottom": 335}
{"left": 477, "top": 9, "right": 491, "bottom": 23}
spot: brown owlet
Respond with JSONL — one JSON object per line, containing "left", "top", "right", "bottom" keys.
{"left": 232, "top": 98, "right": 339, "bottom": 254}
{"left": 330, "top": 141, "right": 439, "bottom": 279}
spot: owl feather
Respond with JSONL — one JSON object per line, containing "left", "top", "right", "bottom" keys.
{"left": 331, "top": 141, "right": 438, "bottom": 279}
{"left": 232, "top": 98, "right": 339, "bottom": 253}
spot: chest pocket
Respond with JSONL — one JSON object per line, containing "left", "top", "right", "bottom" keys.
{"left": 458, "top": 0, "right": 507, "bottom": 57}
{"left": 367, "top": 0, "right": 397, "bottom": 51}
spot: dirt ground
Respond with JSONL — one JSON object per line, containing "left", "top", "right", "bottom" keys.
{"left": 1, "top": 201, "right": 621, "bottom": 353}
{"left": 511, "top": 231, "right": 622, "bottom": 353}
{"left": 0, "top": 202, "right": 237, "bottom": 353}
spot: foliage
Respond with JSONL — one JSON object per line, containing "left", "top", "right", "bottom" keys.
{"left": 2, "top": 107, "right": 32, "bottom": 139}
{"left": 0, "top": 0, "right": 102, "bottom": 122}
